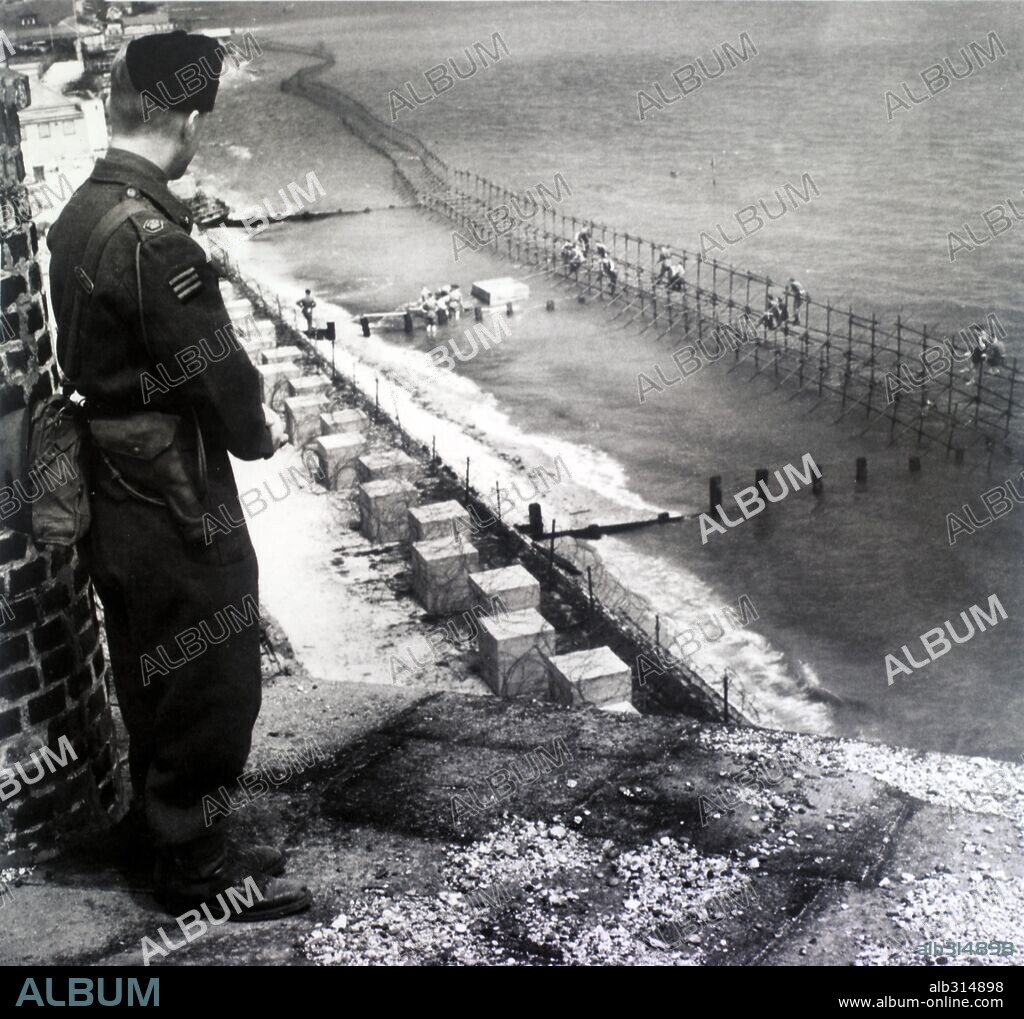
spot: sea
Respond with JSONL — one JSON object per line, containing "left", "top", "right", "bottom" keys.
{"left": 172, "top": 1, "right": 1024, "bottom": 759}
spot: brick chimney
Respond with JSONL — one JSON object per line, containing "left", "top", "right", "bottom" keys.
{"left": 1, "top": 69, "right": 126, "bottom": 862}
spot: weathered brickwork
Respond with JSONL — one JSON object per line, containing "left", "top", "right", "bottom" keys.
{"left": 1, "top": 69, "right": 125, "bottom": 863}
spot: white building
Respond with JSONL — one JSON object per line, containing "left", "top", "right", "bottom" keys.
{"left": 18, "top": 60, "right": 107, "bottom": 224}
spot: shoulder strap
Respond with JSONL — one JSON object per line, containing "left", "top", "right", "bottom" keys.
{"left": 60, "top": 198, "right": 154, "bottom": 383}
{"left": 61, "top": 200, "right": 210, "bottom": 503}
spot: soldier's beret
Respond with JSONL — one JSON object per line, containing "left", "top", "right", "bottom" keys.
{"left": 125, "top": 30, "right": 225, "bottom": 114}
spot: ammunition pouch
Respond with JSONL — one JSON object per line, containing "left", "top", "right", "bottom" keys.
{"left": 89, "top": 411, "right": 208, "bottom": 544}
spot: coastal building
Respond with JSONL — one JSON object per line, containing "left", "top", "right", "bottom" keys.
{"left": 0, "top": 1, "right": 86, "bottom": 58}
{"left": 16, "top": 60, "right": 107, "bottom": 224}
{"left": 81, "top": 7, "right": 174, "bottom": 77}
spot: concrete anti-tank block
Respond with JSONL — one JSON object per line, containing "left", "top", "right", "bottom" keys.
{"left": 411, "top": 535, "right": 480, "bottom": 615}
{"left": 288, "top": 375, "right": 332, "bottom": 399}
{"left": 356, "top": 449, "right": 419, "bottom": 483}
{"left": 224, "top": 297, "right": 253, "bottom": 319}
{"left": 241, "top": 338, "right": 266, "bottom": 362}
{"left": 237, "top": 319, "right": 276, "bottom": 356}
{"left": 313, "top": 432, "right": 367, "bottom": 489}
{"left": 408, "top": 500, "right": 471, "bottom": 543}
{"left": 477, "top": 608, "right": 556, "bottom": 698}
{"left": 256, "top": 361, "right": 301, "bottom": 409}
{"left": 320, "top": 408, "right": 369, "bottom": 436}
{"left": 234, "top": 314, "right": 274, "bottom": 336}
{"left": 470, "top": 277, "right": 530, "bottom": 306}
{"left": 357, "top": 478, "right": 418, "bottom": 543}
{"left": 262, "top": 345, "right": 304, "bottom": 365}
{"left": 284, "top": 394, "right": 329, "bottom": 449}
{"left": 544, "top": 646, "right": 632, "bottom": 707}
{"left": 468, "top": 565, "right": 540, "bottom": 614}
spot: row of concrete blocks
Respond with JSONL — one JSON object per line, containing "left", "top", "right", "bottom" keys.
{"left": 461, "top": 560, "right": 633, "bottom": 710}
{"left": 217, "top": 287, "right": 386, "bottom": 489}
{"left": 220, "top": 289, "right": 419, "bottom": 491}
{"left": 217, "top": 287, "right": 635, "bottom": 713}
{"left": 371, "top": 493, "right": 635, "bottom": 712}
{"left": 220, "top": 299, "right": 432, "bottom": 502}
{"left": 216, "top": 295, "right": 436, "bottom": 534}
{"left": 222, "top": 294, "right": 304, "bottom": 407}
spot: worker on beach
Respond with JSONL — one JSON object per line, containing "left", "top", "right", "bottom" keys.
{"left": 788, "top": 278, "right": 807, "bottom": 325}
{"left": 297, "top": 289, "right": 316, "bottom": 335}
{"left": 447, "top": 283, "right": 463, "bottom": 321}
{"left": 422, "top": 291, "right": 440, "bottom": 338}
{"left": 575, "top": 226, "right": 591, "bottom": 255}
{"left": 435, "top": 285, "right": 450, "bottom": 325}
{"left": 666, "top": 261, "right": 685, "bottom": 291}
{"left": 568, "top": 246, "right": 583, "bottom": 277}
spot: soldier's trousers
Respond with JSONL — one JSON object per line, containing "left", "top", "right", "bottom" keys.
{"left": 82, "top": 481, "right": 262, "bottom": 846}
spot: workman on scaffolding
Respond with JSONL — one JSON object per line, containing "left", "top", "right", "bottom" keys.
{"left": 657, "top": 245, "right": 673, "bottom": 282}
{"left": 787, "top": 278, "right": 807, "bottom": 325}
{"left": 970, "top": 324, "right": 1006, "bottom": 367}
{"left": 599, "top": 255, "right": 618, "bottom": 294}
{"left": 761, "top": 294, "right": 785, "bottom": 330}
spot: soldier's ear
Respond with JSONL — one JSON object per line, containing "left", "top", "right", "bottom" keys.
{"left": 182, "top": 109, "right": 202, "bottom": 143}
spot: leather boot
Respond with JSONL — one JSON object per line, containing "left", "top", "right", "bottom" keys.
{"left": 154, "top": 834, "right": 311, "bottom": 920}
{"left": 232, "top": 843, "right": 288, "bottom": 877}
{"left": 116, "top": 804, "right": 287, "bottom": 877}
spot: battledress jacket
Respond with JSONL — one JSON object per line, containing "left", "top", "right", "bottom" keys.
{"left": 47, "top": 148, "right": 273, "bottom": 556}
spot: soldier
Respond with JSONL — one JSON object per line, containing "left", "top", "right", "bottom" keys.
{"left": 47, "top": 31, "right": 311, "bottom": 919}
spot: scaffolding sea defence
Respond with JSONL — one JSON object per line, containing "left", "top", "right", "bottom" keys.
{"left": 265, "top": 41, "right": 1019, "bottom": 465}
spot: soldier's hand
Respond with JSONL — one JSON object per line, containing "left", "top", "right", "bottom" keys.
{"left": 263, "top": 404, "right": 286, "bottom": 450}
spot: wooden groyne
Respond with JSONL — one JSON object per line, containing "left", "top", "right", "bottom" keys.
{"left": 269, "top": 41, "right": 1020, "bottom": 467}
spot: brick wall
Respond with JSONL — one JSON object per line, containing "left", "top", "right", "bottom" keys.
{"left": 0, "top": 69, "right": 125, "bottom": 863}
